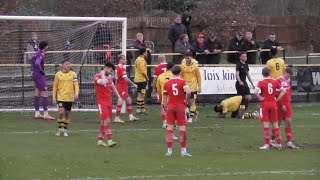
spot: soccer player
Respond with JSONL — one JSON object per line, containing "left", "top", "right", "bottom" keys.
{"left": 134, "top": 48, "right": 148, "bottom": 115}
{"left": 271, "top": 67, "right": 299, "bottom": 149}
{"left": 235, "top": 52, "right": 255, "bottom": 102}
{"left": 163, "top": 65, "right": 191, "bottom": 157}
{"left": 152, "top": 55, "right": 167, "bottom": 95}
{"left": 114, "top": 54, "right": 139, "bottom": 123}
{"left": 266, "top": 48, "right": 285, "bottom": 79}
{"left": 30, "top": 41, "right": 55, "bottom": 120}
{"left": 94, "top": 62, "right": 122, "bottom": 147}
{"left": 212, "top": 95, "right": 258, "bottom": 119}
{"left": 156, "top": 62, "right": 174, "bottom": 128}
{"left": 254, "top": 67, "right": 286, "bottom": 150}
{"left": 180, "top": 52, "right": 201, "bottom": 122}
{"left": 53, "top": 59, "right": 79, "bottom": 137}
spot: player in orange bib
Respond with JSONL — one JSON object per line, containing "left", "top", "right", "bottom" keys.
{"left": 163, "top": 65, "right": 191, "bottom": 157}
{"left": 94, "top": 62, "right": 122, "bottom": 147}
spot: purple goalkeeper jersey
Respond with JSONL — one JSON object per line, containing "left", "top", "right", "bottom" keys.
{"left": 31, "top": 50, "right": 45, "bottom": 76}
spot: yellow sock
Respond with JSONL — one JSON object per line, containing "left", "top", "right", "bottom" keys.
{"left": 190, "top": 105, "right": 196, "bottom": 117}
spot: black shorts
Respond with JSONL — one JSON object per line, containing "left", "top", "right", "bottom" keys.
{"left": 190, "top": 91, "right": 197, "bottom": 99}
{"left": 136, "top": 81, "right": 147, "bottom": 94}
{"left": 57, "top": 101, "right": 73, "bottom": 111}
{"left": 235, "top": 82, "right": 250, "bottom": 96}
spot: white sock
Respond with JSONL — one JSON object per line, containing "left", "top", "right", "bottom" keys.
{"left": 163, "top": 120, "right": 167, "bottom": 125}
{"left": 108, "top": 140, "right": 113, "bottom": 144}
{"left": 136, "top": 109, "right": 141, "bottom": 113}
{"left": 44, "top": 111, "right": 48, "bottom": 116}
{"left": 129, "top": 114, "right": 134, "bottom": 119}
{"left": 35, "top": 111, "right": 40, "bottom": 115}
{"left": 115, "top": 116, "right": 120, "bottom": 120}
{"left": 181, "top": 148, "right": 186, "bottom": 154}
{"left": 167, "top": 148, "right": 172, "bottom": 154}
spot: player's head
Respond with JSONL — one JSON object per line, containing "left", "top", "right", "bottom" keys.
{"left": 171, "top": 65, "right": 181, "bottom": 76}
{"left": 117, "top": 54, "right": 127, "bottom": 65}
{"left": 39, "top": 41, "right": 49, "bottom": 51}
{"left": 214, "top": 105, "right": 223, "bottom": 113}
{"left": 166, "top": 62, "right": 175, "bottom": 70}
{"left": 61, "top": 59, "right": 71, "bottom": 72}
{"left": 270, "top": 47, "right": 277, "bottom": 57}
{"left": 262, "top": 67, "right": 270, "bottom": 77}
{"left": 31, "top": 32, "right": 37, "bottom": 41}
{"left": 103, "top": 62, "right": 115, "bottom": 75}
{"left": 158, "top": 55, "right": 166, "bottom": 63}
{"left": 138, "top": 47, "right": 147, "bottom": 57}
{"left": 239, "top": 52, "right": 247, "bottom": 62}
{"left": 184, "top": 51, "right": 193, "bottom": 63}
{"left": 284, "top": 67, "right": 293, "bottom": 79}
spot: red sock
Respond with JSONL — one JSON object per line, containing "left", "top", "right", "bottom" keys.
{"left": 274, "top": 128, "right": 282, "bottom": 144}
{"left": 161, "top": 115, "right": 166, "bottom": 122}
{"left": 180, "top": 131, "right": 187, "bottom": 148}
{"left": 127, "top": 103, "right": 132, "bottom": 115}
{"left": 271, "top": 129, "right": 276, "bottom": 140}
{"left": 166, "top": 130, "right": 173, "bottom": 148}
{"left": 263, "top": 128, "right": 270, "bottom": 145}
{"left": 285, "top": 127, "right": 292, "bottom": 142}
{"left": 116, "top": 104, "right": 122, "bottom": 117}
{"left": 98, "top": 125, "right": 105, "bottom": 141}
{"left": 105, "top": 125, "right": 112, "bottom": 140}
{"left": 161, "top": 107, "right": 166, "bottom": 122}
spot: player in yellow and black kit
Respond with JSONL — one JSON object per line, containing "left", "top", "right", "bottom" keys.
{"left": 266, "top": 48, "right": 285, "bottom": 79}
{"left": 53, "top": 59, "right": 79, "bottom": 136}
{"left": 134, "top": 48, "right": 148, "bottom": 115}
{"left": 180, "top": 52, "right": 201, "bottom": 122}
{"left": 212, "top": 96, "right": 258, "bottom": 119}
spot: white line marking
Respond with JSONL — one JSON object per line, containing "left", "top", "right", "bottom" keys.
{"left": 1, "top": 125, "right": 320, "bottom": 135}
{"left": 69, "top": 169, "right": 319, "bottom": 180}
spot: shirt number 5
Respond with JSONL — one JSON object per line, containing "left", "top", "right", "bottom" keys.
{"left": 172, "top": 83, "right": 178, "bottom": 96}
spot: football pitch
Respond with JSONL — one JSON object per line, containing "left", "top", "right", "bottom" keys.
{"left": 0, "top": 104, "right": 319, "bottom": 180}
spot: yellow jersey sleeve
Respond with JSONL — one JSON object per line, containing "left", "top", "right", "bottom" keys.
{"left": 73, "top": 72, "right": 79, "bottom": 95}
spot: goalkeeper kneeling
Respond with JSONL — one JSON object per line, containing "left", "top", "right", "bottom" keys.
{"left": 211, "top": 95, "right": 258, "bottom": 119}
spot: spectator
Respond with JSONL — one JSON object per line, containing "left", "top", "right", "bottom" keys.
{"left": 174, "top": 34, "right": 193, "bottom": 64}
{"left": 27, "top": 32, "right": 38, "bottom": 61}
{"left": 227, "top": 31, "right": 245, "bottom": 64}
{"left": 63, "top": 39, "right": 75, "bottom": 60}
{"left": 243, "top": 32, "right": 260, "bottom": 64}
{"left": 205, "top": 32, "right": 223, "bottom": 64}
{"left": 168, "top": 15, "right": 187, "bottom": 53}
{"left": 261, "top": 33, "right": 283, "bottom": 64}
{"left": 193, "top": 33, "right": 209, "bottom": 64}
{"left": 93, "top": 23, "right": 112, "bottom": 64}
{"left": 181, "top": 12, "right": 193, "bottom": 43}
{"left": 133, "top": 33, "right": 152, "bottom": 65}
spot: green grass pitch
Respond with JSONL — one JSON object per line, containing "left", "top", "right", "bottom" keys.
{"left": 0, "top": 104, "right": 319, "bottom": 180}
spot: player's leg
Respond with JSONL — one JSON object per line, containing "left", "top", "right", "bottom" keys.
{"left": 188, "top": 92, "right": 199, "bottom": 122}
{"left": 105, "top": 106, "right": 117, "bottom": 147}
{"left": 34, "top": 87, "right": 43, "bottom": 119}
{"left": 161, "top": 105, "right": 166, "bottom": 128}
{"left": 39, "top": 78, "right": 54, "bottom": 120}
{"left": 259, "top": 106, "right": 271, "bottom": 150}
{"left": 136, "top": 82, "right": 146, "bottom": 114}
{"left": 61, "top": 103, "right": 72, "bottom": 136}
{"left": 55, "top": 103, "right": 66, "bottom": 136}
{"left": 165, "top": 107, "right": 175, "bottom": 156}
{"left": 125, "top": 97, "right": 139, "bottom": 121}
{"left": 139, "top": 82, "right": 147, "bottom": 114}
{"left": 272, "top": 121, "right": 282, "bottom": 150}
{"left": 271, "top": 103, "right": 283, "bottom": 146}
{"left": 284, "top": 104, "right": 298, "bottom": 149}
{"left": 97, "top": 104, "right": 107, "bottom": 146}
{"left": 177, "top": 106, "right": 191, "bottom": 157}
{"left": 114, "top": 92, "right": 125, "bottom": 123}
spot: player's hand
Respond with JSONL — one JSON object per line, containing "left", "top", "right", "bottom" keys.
{"left": 133, "top": 84, "right": 138, "bottom": 89}
{"left": 239, "top": 81, "right": 244, "bottom": 86}
{"left": 197, "top": 87, "right": 201, "bottom": 93}
{"left": 282, "top": 105, "right": 287, "bottom": 112}
{"left": 40, "top": 70, "right": 45, "bottom": 76}
{"left": 74, "top": 94, "right": 79, "bottom": 100}
{"left": 117, "top": 98, "right": 123, "bottom": 105}
{"left": 204, "top": 50, "right": 209, "bottom": 54}
{"left": 100, "top": 70, "right": 105, "bottom": 75}
{"left": 53, "top": 98, "right": 57, "bottom": 105}
{"left": 184, "top": 99, "right": 188, "bottom": 106}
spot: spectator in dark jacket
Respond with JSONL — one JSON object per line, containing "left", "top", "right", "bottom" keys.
{"left": 181, "top": 13, "right": 193, "bottom": 44}
{"left": 174, "top": 34, "right": 193, "bottom": 64}
{"left": 63, "top": 39, "right": 75, "bottom": 60}
{"left": 133, "top": 33, "right": 151, "bottom": 65}
{"left": 193, "top": 33, "right": 209, "bottom": 64}
{"left": 227, "top": 31, "right": 246, "bottom": 64}
{"left": 205, "top": 32, "right": 223, "bottom": 64}
{"left": 261, "top": 33, "right": 283, "bottom": 64}
{"left": 168, "top": 15, "right": 187, "bottom": 52}
{"left": 243, "top": 32, "right": 260, "bottom": 64}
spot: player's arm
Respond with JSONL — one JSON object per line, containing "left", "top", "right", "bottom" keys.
{"left": 254, "top": 88, "right": 264, "bottom": 101}
{"left": 156, "top": 77, "right": 162, "bottom": 98}
{"left": 152, "top": 76, "right": 158, "bottom": 93}
{"left": 97, "top": 70, "right": 107, "bottom": 85}
{"left": 123, "top": 76, "right": 137, "bottom": 89}
{"left": 139, "top": 61, "right": 148, "bottom": 80}
{"left": 73, "top": 73, "right": 79, "bottom": 99}
{"left": 247, "top": 73, "right": 255, "bottom": 89}
{"left": 35, "top": 57, "right": 45, "bottom": 75}
{"left": 162, "top": 84, "right": 168, "bottom": 112}
{"left": 110, "top": 82, "right": 123, "bottom": 105}
{"left": 52, "top": 74, "right": 59, "bottom": 104}
{"left": 195, "top": 66, "right": 202, "bottom": 93}
{"left": 184, "top": 84, "right": 191, "bottom": 105}
{"left": 275, "top": 84, "right": 286, "bottom": 102}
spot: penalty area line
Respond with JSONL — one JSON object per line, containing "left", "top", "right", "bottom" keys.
{"left": 70, "top": 169, "right": 319, "bottom": 180}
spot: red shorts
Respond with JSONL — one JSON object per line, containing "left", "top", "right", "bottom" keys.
{"left": 97, "top": 104, "right": 112, "bottom": 120}
{"left": 259, "top": 102, "right": 278, "bottom": 123}
{"left": 117, "top": 87, "right": 129, "bottom": 99}
{"left": 166, "top": 105, "right": 187, "bottom": 126}
{"left": 277, "top": 102, "right": 292, "bottom": 120}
